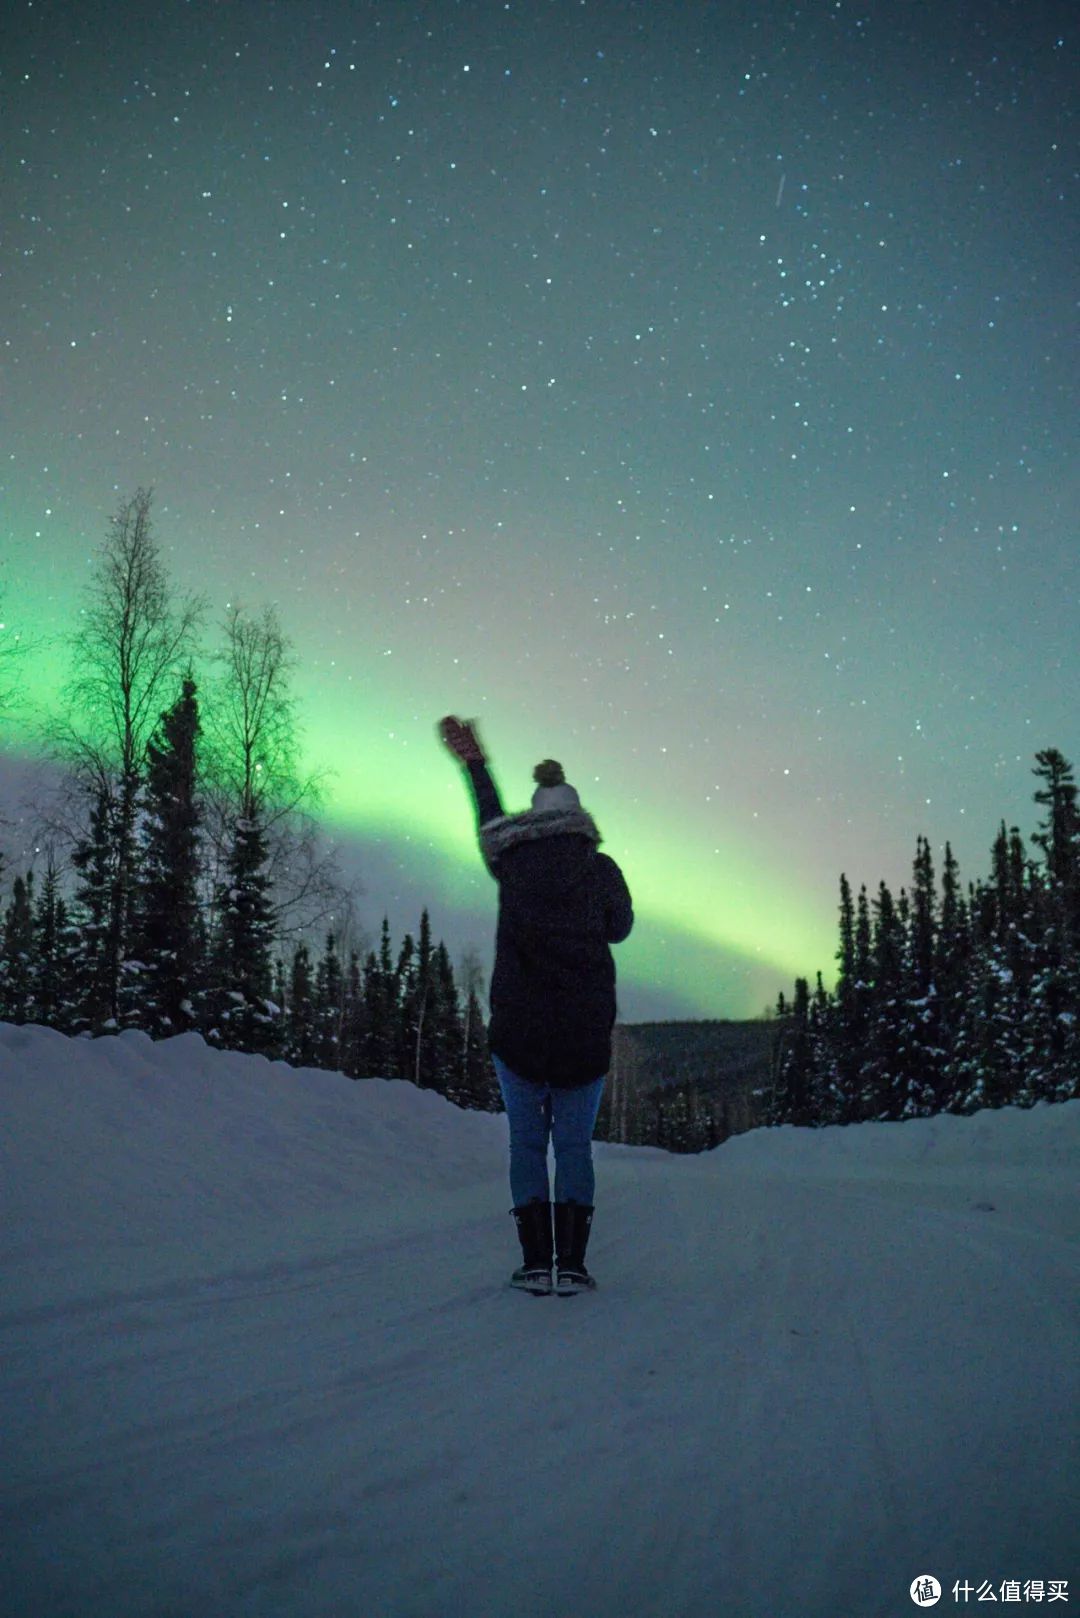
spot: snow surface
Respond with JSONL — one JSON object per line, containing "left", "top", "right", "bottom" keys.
{"left": 2, "top": 1022, "right": 1077, "bottom": 1618}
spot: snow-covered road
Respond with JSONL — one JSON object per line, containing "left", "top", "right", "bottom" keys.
{"left": 2, "top": 1024, "right": 1076, "bottom": 1617}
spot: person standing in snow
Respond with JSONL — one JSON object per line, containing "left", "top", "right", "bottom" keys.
{"left": 438, "top": 715, "right": 634, "bottom": 1295}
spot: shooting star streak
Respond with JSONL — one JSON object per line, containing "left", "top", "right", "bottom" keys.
{"left": 775, "top": 173, "right": 786, "bottom": 207}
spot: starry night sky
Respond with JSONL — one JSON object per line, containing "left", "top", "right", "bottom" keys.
{"left": 1, "top": 0, "right": 1076, "bottom": 1020}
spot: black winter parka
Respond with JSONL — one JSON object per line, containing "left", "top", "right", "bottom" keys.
{"left": 465, "top": 759, "right": 633, "bottom": 1088}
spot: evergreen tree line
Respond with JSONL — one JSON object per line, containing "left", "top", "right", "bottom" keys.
{"left": 268, "top": 910, "right": 498, "bottom": 1111}
{"left": 767, "top": 749, "right": 1080, "bottom": 1126}
{"left": 2, "top": 837, "right": 748, "bottom": 1147}
{"left": 0, "top": 866, "right": 499, "bottom": 1112}
{"left": 3, "top": 493, "right": 1076, "bottom": 1148}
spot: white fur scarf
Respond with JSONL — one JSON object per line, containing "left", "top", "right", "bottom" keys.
{"left": 479, "top": 807, "right": 601, "bottom": 875}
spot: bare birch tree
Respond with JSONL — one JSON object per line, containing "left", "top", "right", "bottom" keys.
{"left": 200, "top": 603, "right": 351, "bottom": 1035}
{"left": 52, "top": 489, "right": 203, "bottom": 1022}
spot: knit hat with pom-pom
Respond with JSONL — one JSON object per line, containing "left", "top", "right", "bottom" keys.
{"left": 531, "top": 759, "right": 581, "bottom": 813}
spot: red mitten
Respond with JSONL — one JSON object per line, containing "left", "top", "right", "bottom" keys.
{"left": 438, "top": 715, "right": 485, "bottom": 763}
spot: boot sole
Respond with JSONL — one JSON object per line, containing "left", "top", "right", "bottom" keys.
{"left": 511, "top": 1274, "right": 553, "bottom": 1296}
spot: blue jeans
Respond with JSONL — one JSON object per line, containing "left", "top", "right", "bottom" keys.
{"left": 493, "top": 1056, "right": 606, "bottom": 1207}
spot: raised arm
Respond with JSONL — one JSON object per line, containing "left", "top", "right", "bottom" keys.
{"left": 438, "top": 715, "right": 505, "bottom": 830}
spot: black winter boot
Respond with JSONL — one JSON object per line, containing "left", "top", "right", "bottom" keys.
{"left": 510, "top": 1200, "right": 553, "bottom": 1294}
{"left": 554, "top": 1201, "right": 597, "bottom": 1294}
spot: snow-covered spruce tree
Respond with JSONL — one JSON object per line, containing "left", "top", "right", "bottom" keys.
{"left": 391, "top": 915, "right": 463, "bottom": 1094}
{"left": 216, "top": 813, "right": 278, "bottom": 1054}
{"left": 835, "top": 873, "right": 867, "bottom": 1126}
{"left": 407, "top": 909, "right": 438, "bottom": 1090}
{"left": 899, "top": 837, "right": 947, "bottom": 1116}
{"left": 313, "top": 931, "right": 344, "bottom": 1071}
{"left": 767, "top": 977, "right": 822, "bottom": 1125}
{"left": 889, "top": 885, "right": 930, "bottom": 1116}
{"left": 0, "top": 872, "right": 35, "bottom": 1022}
{"left": 32, "top": 859, "right": 80, "bottom": 1031}
{"left": 692, "top": 1081, "right": 721, "bottom": 1151}
{"left": 952, "top": 828, "right": 1032, "bottom": 1111}
{"left": 764, "top": 989, "right": 790, "bottom": 1123}
{"left": 356, "top": 919, "right": 397, "bottom": 1078}
{"left": 69, "top": 781, "right": 116, "bottom": 1032}
{"left": 1060, "top": 947, "right": 1080, "bottom": 1092}
{"left": 809, "top": 971, "right": 839, "bottom": 1122}
{"left": 1009, "top": 829, "right": 1045, "bottom": 1101}
{"left": 1003, "top": 826, "right": 1038, "bottom": 1088}
{"left": 390, "top": 929, "right": 415, "bottom": 1081}
{"left": 1028, "top": 749, "right": 1080, "bottom": 1097}
{"left": 909, "top": 838, "right": 937, "bottom": 998}
{"left": 934, "top": 842, "right": 972, "bottom": 1109}
{"left": 673, "top": 1086, "right": 693, "bottom": 1150}
{"left": 792, "top": 970, "right": 840, "bottom": 1124}
{"left": 285, "top": 942, "right": 317, "bottom": 1066}
{"left": 823, "top": 874, "right": 872, "bottom": 1122}
{"left": 860, "top": 882, "right": 906, "bottom": 1120}
{"left": 949, "top": 878, "right": 995, "bottom": 1109}
{"left": 340, "top": 947, "right": 366, "bottom": 1078}
{"left": 874, "top": 838, "right": 951, "bottom": 1120}
{"left": 271, "top": 954, "right": 288, "bottom": 1029}
{"left": 1021, "top": 862, "right": 1059, "bottom": 1097}
{"left": 759, "top": 992, "right": 788, "bottom": 1124}
{"left": 828, "top": 884, "right": 876, "bottom": 1122}
{"left": 1032, "top": 749, "right": 1080, "bottom": 911}
{"left": 665, "top": 1084, "right": 694, "bottom": 1152}
{"left": 126, "top": 676, "right": 203, "bottom": 1035}
{"left": 649, "top": 1080, "right": 726, "bottom": 1153}
{"left": 427, "top": 940, "right": 463, "bottom": 1099}
{"left": 52, "top": 489, "right": 203, "bottom": 1028}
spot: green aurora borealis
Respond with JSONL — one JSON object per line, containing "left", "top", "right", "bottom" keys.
{"left": 2, "top": 511, "right": 835, "bottom": 1016}
{"left": 1, "top": 1, "right": 1076, "bottom": 1020}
